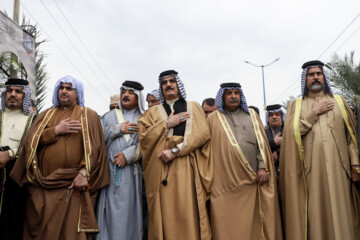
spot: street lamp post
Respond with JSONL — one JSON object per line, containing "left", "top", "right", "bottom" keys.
{"left": 244, "top": 58, "right": 280, "bottom": 108}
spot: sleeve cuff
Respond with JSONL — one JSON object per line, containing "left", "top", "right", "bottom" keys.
{"left": 40, "top": 127, "right": 57, "bottom": 144}
{"left": 304, "top": 110, "right": 319, "bottom": 125}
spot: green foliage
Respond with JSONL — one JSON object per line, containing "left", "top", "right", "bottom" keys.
{"left": 326, "top": 51, "right": 360, "bottom": 109}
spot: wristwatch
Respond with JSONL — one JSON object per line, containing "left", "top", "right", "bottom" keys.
{"left": 351, "top": 166, "right": 360, "bottom": 174}
{"left": 8, "top": 149, "right": 15, "bottom": 160}
{"left": 78, "top": 170, "right": 87, "bottom": 177}
{"left": 171, "top": 147, "right": 179, "bottom": 156}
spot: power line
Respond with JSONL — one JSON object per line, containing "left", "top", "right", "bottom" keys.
{"left": 38, "top": 0, "right": 113, "bottom": 95}
{"left": 268, "top": 13, "right": 360, "bottom": 105}
{"left": 317, "top": 12, "right": 360, "bottom": 59}
{"left": 52, "top": 0, "right": 117, "bottom": 90}
{"left": 20, "top": 2, "right": 108, "bottom": 106}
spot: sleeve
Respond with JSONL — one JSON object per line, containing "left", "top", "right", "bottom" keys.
{"left": 102, "top": 125, "right": 123, "bottom": 144}
{"left": 122, "top": 144, "right": 141, "bottom": 165}
{"left": 299, "top": 110, "right": 319, "bottom": 135}
{"left": 38, "top": 127, "right": 58, "bottom": 146}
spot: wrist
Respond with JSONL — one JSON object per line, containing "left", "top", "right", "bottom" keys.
{"left": 351, "top": 166, "right": 360, "bottom": 174}
{"left": 8, "top": 149, "right": 15, "bottom": 160}
{"left": 78, "top": 168, "right": 87, "bottom": 177}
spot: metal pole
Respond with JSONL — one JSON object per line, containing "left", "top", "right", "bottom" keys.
{"left": 261, "top": 65, "right": 266, "bottom": 107}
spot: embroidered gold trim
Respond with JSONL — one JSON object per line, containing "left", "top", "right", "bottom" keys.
{"left": 80, "top": 108, "right": 92, "bottom": 180}
{"left": 293, "top": 98, "right": 308, "bottom": 240}
{"left": 216, "top": 111, "right": 255, "bottom": 175}
{"left": 26, "top": 108, "right": 57, "bottom": 183}
{"left": 249, "top": 108, "right": 268, "bottom": 170}
{"left": 334, "top": 95, "right": 359, "bottom": 152}
{"left": 115, "top": 109, "right": 130, "bottom": 142}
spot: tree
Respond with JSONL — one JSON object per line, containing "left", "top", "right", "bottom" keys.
{"left": 0, "top": 15, "right": 49, "bottom": 113}
{"left": 326, "top": 51, "right": 360, "bottom": 109}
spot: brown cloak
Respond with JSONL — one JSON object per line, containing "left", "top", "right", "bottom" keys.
{"left": 279, "top": 94, "right": 360, "bottom": 240}
{"left": 207, "top": 109, "right": 282, "bottom": 240}
{"left": 10, "top": 106, "right": 109, "bottom": 240}
{"left": 138, "top": 101, "right": 212, "bottom": 240}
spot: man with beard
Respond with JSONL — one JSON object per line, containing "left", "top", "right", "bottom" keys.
{"left": 280, "top": 60, "right": 360, "bottom": 240}
{"left": 96, "top": 80, "right": 145, "bottom": 240}
{"left": 146, "top": 89, "right": 161, "bottom": 108}
{"left": 207, "top": 82, "right": 282, "bottom": 240}
{"left": 0, "top": 78, "right": 35, "bottom": 240}
{"left": 138, "top": 70, "right": 212, "bottom": 240}
{"left": 202, "top": 98, "right": 217, "bottom": 118}
{"left": 265, "top": 104, "right": 285, "bottom": 175}
{"left": 10, "top": 75, "right": 109, "bottom": 240}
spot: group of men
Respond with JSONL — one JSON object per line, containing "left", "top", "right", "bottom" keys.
{"left": 0, "top": 59, "right": 359, "bottom": 240}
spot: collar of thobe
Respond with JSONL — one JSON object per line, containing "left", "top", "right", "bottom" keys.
{"left": 58, "top": 104, "right": 77, "bottom": 112}
{"left": 306, "top": 90, "right": 325, "bottom": 99}
{"left": 123, "top": 108, "right": 137, "bottom": 115}
{"left": 4, "top": 108, "right": 23, "bottom": 115}
{"left": 225, "top": 108, "right": 241, "bottom": 116}
{"left": 166, "top": 98, "right": 179, "bottom": 111}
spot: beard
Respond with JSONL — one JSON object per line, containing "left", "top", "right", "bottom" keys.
{"left": 309, "top": 84, "right": 323, "bottom": 92}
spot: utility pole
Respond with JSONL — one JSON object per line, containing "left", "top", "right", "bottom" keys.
{"left": 10, "top": 0, "right": 20, "bottom": 78}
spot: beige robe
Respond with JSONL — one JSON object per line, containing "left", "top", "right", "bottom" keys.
{"left": 279, "top": 92, "right": 360, "bottom": 240}
{"left": 208, "top": 109, "right": 282, "bottom": 240}
{"left": 138, "top": 101, "right": 212, "bottom": 240}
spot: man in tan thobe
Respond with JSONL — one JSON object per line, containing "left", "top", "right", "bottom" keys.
{"left": 208, "top": 82, "right": 282, "bottom": 240}
{"left": 280, "top": 60, "right": 360, "bottom": 240}
{"left": 10, "top": 75, "right": 109, "bottom": 240}
{"left": 138, "top": 70, "right": 212, "bottom": 240}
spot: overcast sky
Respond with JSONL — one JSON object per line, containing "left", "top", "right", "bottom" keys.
{"left": 2, "top": 0, "right": 360, "bottom": 117}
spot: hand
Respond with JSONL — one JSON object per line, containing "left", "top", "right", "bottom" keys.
{"left": 272, "top": 151, "right": 279, "bottom": 163}
{"left": 55, "top": 117, "right": 81, "bottom": 136}
{"left": 351, "top": 171, "right": 360, "bottom": 182}
{"left": 312, "top": 97, "right": 335, "bottom": 115}
{"left": 274, "top": 133, "right": 282, "bottom": 146}
{"left": 69, "top": 168, "right": 89, "bottom": 190}
{"left": 256, "top": 169, "right": 269, "bottom": 185}
{"left": 113, "top": 152, "right": 127, "bottom": 168}
{"left": 157, "top": 149, "right": 175, "bottom": 163}
{"left": 0, "top": 151, "right": 11, "bottom": 168}
{"left": 166, "top": 111, "right": 190, "bottom": 129}
{"left": 120, "top": 121, "right": 138, "bottom": 134}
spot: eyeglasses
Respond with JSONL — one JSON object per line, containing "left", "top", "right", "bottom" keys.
{"left": 110, "top": 106, "right": 120, "bottom": 110}
{"left": 160, "top": 79, "right": 177, "bottom": 85}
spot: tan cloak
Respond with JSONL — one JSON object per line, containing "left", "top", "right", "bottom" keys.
{"left": 138, "top": 101, "right": 212, "bottom": 240}
{"left": 10, "top": 105, "right": 109, "bottom": 240}
{"left": 279, "top": 93, "right": 360, "bottom": 240}
{"left": 207, "top": 109, "right": 282, "bottom": 240}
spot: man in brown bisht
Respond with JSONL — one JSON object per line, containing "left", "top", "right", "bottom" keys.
{"left": 138, "top": 70, "right": 212, "bottom": 240}
{"left": 207, "top": 82, "right": 282, "bottom": 240}
{"left": 10, "top": 75, "right": 109, "bottom": 240}
{"left": 279, "top": 60, "right": 360, "bottom": 240}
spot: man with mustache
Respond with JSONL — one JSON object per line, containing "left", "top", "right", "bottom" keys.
{"left": 138, "top": 70, "right": 212, "bottom": 239}
{"left": 207, "top": 82, "right": 282, "bottom": 240}
{"left": 279, "top": 60, "right": 360, "bottom": 240}
{"left": 264, "top": 104, "right": 285, "bottom": 175}
{"left": 10, "top": 76, "right": 109, "bottom": 239}
{"left": 0, "top": 78, "right": 35, "bottom": 240}
{"left": 96, "top": 80, "right": 145, "bottom": 240}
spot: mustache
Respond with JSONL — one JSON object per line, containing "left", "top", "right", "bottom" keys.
{"left": 165, "top": 87, "right": 174, "bottom": 91}
{"left": 311, "top": 80, "right": 321, "bottom": 85}
{"left": 229, "top": 98, "right": 239, "bottom": 103}
{"left": 122, "top": 97, "right": 130, "bottom": 101}
{"left": 270, "top": 118, "right": 279, "bottom": 122}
